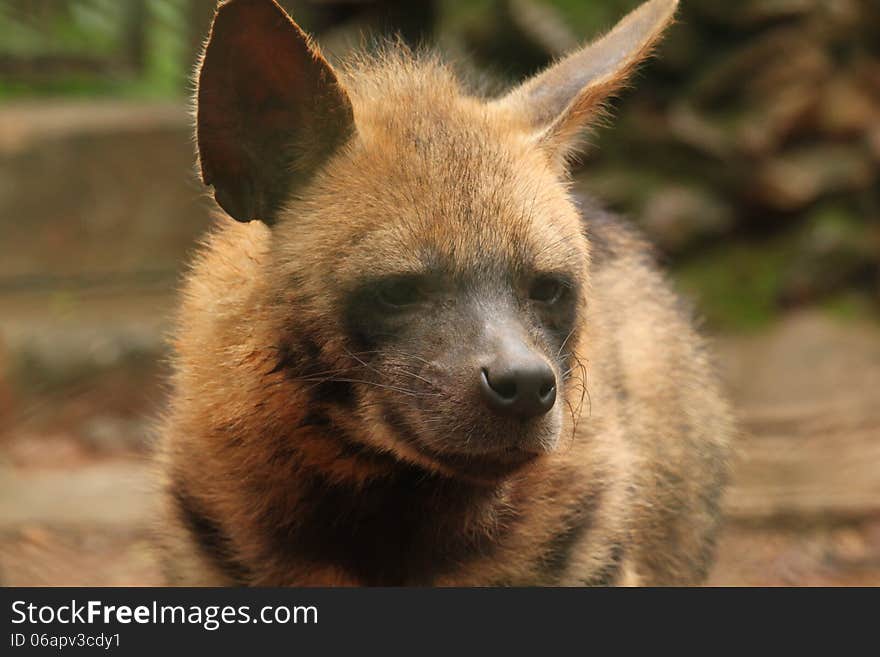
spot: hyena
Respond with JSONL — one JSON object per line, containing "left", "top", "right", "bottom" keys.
{"left": 157, "top": 0, "right": 732, "bottom": 586}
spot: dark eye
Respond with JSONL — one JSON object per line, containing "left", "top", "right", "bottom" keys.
{"left": 375, "top": 277, "right": 424, "bottom": 308}
{"left": 528, "top": 275, "right": 567, "bottom": 304}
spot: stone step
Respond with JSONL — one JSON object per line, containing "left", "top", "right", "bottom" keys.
{"left": 0, "top": 100, "right": 213, "bottom": 282}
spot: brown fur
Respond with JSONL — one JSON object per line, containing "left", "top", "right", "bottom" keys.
{"left": 156, "top": 0, "right": 732, "bottom": 586}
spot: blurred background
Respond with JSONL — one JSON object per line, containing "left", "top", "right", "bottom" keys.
{"left": 1, "top": 0, "right": 878, "bottom": 586}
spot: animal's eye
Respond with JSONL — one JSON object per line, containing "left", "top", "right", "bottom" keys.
{"left": 528, "top": 275, "right": 567, "bottom": 304}
{"left": 375, "top": 277, "right": 424, "bottom": 308}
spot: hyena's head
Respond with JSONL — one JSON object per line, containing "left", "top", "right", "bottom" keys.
{"left": 195, "top": 0, "right": 677, "bottom": 483}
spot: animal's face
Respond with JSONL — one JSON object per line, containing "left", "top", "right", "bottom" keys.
{"left": 272, "top": 105, "right": 589, "bottom": 479}
{"left": 195, "top": 0, "right": 678, "bottom": 481}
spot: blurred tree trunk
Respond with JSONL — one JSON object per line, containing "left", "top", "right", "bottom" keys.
{"left": 189, "top": 0, "right": 218, "bottom": 67}
{"left": 375, "top": 0, "right": 436, "bottom": 45}
{"left": 122, "top": 0, "right": 148, "bottom": 74}
{"left": 308, "top": 0, "right": 437, "bottom": 45}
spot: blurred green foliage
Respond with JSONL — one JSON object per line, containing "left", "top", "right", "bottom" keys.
{"left": 530, "top": 0, "right": 638, "bottom": 31}
{"left": 1, "top": 0, "right": 878, "bottom": 331}
{"left": 0, "top": 0, "right": 124, "bottom": 57}
{"left": 0, "top": 0, "right": 638, "bottom": 99}
{"left": 0, "top": 0, "right": 187, "bottom": 98}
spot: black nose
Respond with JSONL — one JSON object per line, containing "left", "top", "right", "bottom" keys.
{"left": 480, "top": 359, "right": 557, "bottom": 419}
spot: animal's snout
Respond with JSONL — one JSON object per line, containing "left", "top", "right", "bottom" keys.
{"left": 479, "top": 354, "right": 556, "bottom": 419}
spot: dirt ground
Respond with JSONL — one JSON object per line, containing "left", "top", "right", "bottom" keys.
{"left": 1, "top": 304, "right": 879, "bottom": 586}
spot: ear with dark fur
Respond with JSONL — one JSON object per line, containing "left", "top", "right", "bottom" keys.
{"left": 494, "top": 0, "right": 678, "bottom": 167}
{"left": 196, "top": 0, "right": 354, "bottom": 224}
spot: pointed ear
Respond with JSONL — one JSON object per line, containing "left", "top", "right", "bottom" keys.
{"left": 196, "top": 0, "right": 355, "bottom": 224}
{"left": 494, "top": 0, "right": 678, "bottom": 165}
